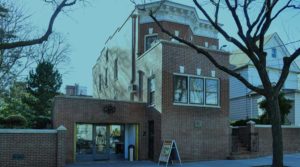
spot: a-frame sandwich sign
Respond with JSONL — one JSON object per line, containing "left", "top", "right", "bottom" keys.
{"left": 158, "top": 140, "right": 182, "bottom": 166}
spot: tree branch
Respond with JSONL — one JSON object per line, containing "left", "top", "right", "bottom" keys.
{"left": 149, "top": 12, "right": 265, "bottom": 95}
{"left": 0, "top": 0, "right": 77, "bottom": 50}
{"left": 275, "top": 48, "right": 300, "bottom": 91}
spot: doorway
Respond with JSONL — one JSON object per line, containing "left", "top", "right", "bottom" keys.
{"left": 75, "top": 124, "right": 125, "bottom": 161}
{"left": 148, "top": 120, "right": 154, "bottom": 160}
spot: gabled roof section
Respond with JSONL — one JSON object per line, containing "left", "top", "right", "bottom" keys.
{"left": 230, "top": 33, "right": 300, "bottom": 73}
{"left": 136, "top": 0, "right": 219, "bottom": 39}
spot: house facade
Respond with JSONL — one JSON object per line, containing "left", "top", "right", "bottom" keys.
{"left": 53, "top": 1, "right": 230, "bottom": 163}
{"left": 229, "top": 33, "right": 300, "bottom": 125}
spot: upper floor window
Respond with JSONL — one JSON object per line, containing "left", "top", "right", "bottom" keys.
{"left": 106, "top": 49, "right": 109, "bottom": 62}
{"left": 148, "top": 75, "right": 155, "bottom": 105}
{"left": 98, "top": 74, "right": 102, "bottom": 91}
{"left": 145, "top": 34, "right": 158, "bottom": 51}
{"left": 205, "top": 79, "right": 219, "bottom": 105}
{"left": 105, "top": 68, "right": 108, "bottom": 87}
{"left": 114, "top": 58, "right": 118, "bottom": 80}
{"left": 173, "top": 74, "right": 219, "bottom": 106}
{"left": 138, "top": 71, "right": 144, "bottom": 101}
{"left": 189, "top": 77, "right": 204, "bottom": 104}
{"left": 174, "top": 75, "right": 188, "bottom": 103}
{"left": 272, "top": 48, "right": 277, "bottom": 58}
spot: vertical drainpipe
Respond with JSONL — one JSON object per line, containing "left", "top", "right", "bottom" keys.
{"left": 131, "top": 12, "right": 137, "bottom": 100}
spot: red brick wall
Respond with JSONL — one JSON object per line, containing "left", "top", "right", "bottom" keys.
{"left": 52, "top": 96, "right": 162, "bottom": 163}
{"left": 0, "top": 129, "right": 66, "bottom": 167}
{"left": 255, "top": 126, "right": 300, "bottom": 155}
{"left": 138, "top": 21, "right": 218, "bottom": 55}
{"left": 161, "top": 41, "right": 230, "bottom": 161}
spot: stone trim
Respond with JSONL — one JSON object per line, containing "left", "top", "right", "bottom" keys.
{"left": 0, "top": 129, "right": 57, "bottom": 134}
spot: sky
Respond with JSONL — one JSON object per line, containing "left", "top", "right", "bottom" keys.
{"left": 15, "top": 0, "right": 300, "bottom": 95}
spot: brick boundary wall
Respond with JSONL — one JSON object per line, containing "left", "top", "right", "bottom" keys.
{"left": 0, "top": 126, "right": 66, "bottom": 167}
{"left": 231, "top": 122, "right": 300, "bottom": 156}
{"left": 254, "top": 124, "right": 300, "bottom": 155}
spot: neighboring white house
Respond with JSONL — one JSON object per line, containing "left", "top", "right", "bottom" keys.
{"left": 229, "top": 33, "right": 300, "bottom": 125}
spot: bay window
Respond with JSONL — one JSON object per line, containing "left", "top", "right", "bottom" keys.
{"left": 189, "top": 77, "right": 204, "bottom": 104}
{"left": 173, "top": 74, "right": 219, "bottom": 107}
{"left": 173, "top": 75, "right": 188, "bottom": 103}
{"left": 205, "top": 79, "right": 218, "bottom": 105}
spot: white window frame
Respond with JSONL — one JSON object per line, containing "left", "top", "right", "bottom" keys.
{"left": 173, "top": 73, "right": 220, "bottom": 108}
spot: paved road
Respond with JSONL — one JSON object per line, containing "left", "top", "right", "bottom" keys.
{"left": 66, "top": 153, "right": 300, "bottom": 167}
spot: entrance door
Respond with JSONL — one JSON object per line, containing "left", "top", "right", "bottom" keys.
{"left": 76, "top": 124, "right": 126, "bottom": 161}
{"left": 148, "top": 120, "right": 154, "bottom": 159}
{"left": 76, "top": 124, "right": 94, "bottom": 161}
{"left": 76, "top": 124, "right": 110, "bottom": 161}
{"left": 94, "top": 125, "right": 110, "bottom": 160}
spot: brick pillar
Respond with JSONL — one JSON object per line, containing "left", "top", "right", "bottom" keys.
{"left": 247, "top": 121, "right": 258, "bottom": 152}
{"left": 57, "top": 125, "right": 67, "bottom": 167}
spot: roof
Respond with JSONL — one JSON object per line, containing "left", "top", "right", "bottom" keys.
{"left": 230, "top": 33, "right": 300, "bottom": 73}
{"left": 230, "top": 33, "right": 276, "bottom": 69}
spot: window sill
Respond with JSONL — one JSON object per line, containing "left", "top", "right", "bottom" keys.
{"left": 147, "top": 104, "right": 156, "bottom": 108}
{"left": 173, "top": 103, "right": 220, "bottom": 108}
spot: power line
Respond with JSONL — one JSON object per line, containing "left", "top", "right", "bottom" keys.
{"left": 264, "top": 39, "right": 300, "bottom": 50}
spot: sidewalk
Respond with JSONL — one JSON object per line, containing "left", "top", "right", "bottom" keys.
{"left": 66, "top": 153, "right": 300, "bottom": 167}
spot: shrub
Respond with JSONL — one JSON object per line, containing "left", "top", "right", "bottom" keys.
{"left": 4, "top": 115, "right": 27, "bottom": 128}
{"left": 0, "top": 116, "right": 5, "bottom": 128}
{"left": 231, "top": 118, "right": 260, "bottom": 126}
{"left": 32, "top": 116, "right": 51, "bottom": 129}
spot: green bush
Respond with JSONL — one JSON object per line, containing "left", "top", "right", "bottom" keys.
{"left": 231, "top": 118, "right": 260, "bottom": 126}
{"left": 32, "top": 116, "right": 51, "bottom": 129}
{"left": 0, "top": 116, "right": 5, "bottom": 128}
{"left": 4, "top": 115, "right": 27, "bottom": 128}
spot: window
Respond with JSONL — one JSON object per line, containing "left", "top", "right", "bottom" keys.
{"left": 272, "top": 48, "right": 277, "bottom": 58}
{"left": 174, "top": 75, "right": 188, "bottom": 103}
{"left": 145, "top": 35, "right": 158, "bottom": 51}
{"left": 105, "top": 68, "right": 108, "bottom": 87}
{"left": 205, "top": 79, "right": 219, "bottom": 105}
{"left": 204, "top": 41, "right": 209, "bottom": 47}
{"left": 189, "top": 77, "right": 204, "bottom": 104}
{"left": 114, "top": 59, "right": 118, "bottom": 80}
{"left": 138, "top": 71, "right": 144, "bottom": 101}
{"left": 106, "top": 49, "right": 109, "bottom": 62}
{"left": 173, "top": 74, "right": 219, "bottom": 106}
{"left": 99, "top": 74, "right": 102, "bottom": 91}
{"left": 148, "top": 76, "right": 155, "bottom": 105}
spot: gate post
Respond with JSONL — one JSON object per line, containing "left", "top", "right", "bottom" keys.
{"left": 247, "top": 121, "right": 258, "bottom": 152}
{"left": 57, "top": 125, "right": 67, "bottom": 167}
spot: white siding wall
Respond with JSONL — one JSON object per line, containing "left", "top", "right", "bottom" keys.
{"left": 247, "top": 66, "right": 298, "bottom": 89}
{"left": 93, "top": 15, "right": 133, "bottom": 100}
{"left": 230, "top": 95, "right": 261, "bottom": 120}
{"left": 229, "top": 69, "right": 249, "bottom": 99}
{"left": 294, "top": 93, "right": 300, "bottom": 126}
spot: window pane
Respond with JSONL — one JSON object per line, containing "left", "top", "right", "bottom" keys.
{"left": 206, "top": 79, "right": 218, "bottom": 92}
{"left": 205, "top": 79, "right": 219, "bottom": 105}
{"left": 206, "top": 92, "right": 218, "bottom": 105}
{"left": 174, "top": 76, "right": 188, "bottom": 103}
{"left": 189, "top": 78, "right": 204, "bottom": 104}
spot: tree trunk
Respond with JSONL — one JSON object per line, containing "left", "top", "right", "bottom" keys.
{"left": 266, "top": 95, "right": 283, "bottom": 167}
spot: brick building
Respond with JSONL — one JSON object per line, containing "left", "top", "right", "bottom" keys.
{"left": 53, "top": 1, "right": 230, "bottom": 163}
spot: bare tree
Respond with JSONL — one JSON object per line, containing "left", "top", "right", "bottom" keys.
{"left": 0, "top": 1, "right": 71, "bottom": 91}
{"left": 0, "top": 0, "right": 80, "bottom": 50}
{"left": 33, "top": 33, "right": 71, "bottom": 70}
{"left": 140, "top": 0, "right": 300, "bottom": 166}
